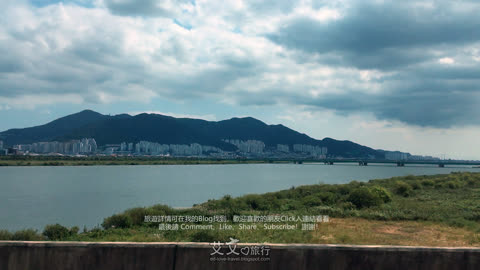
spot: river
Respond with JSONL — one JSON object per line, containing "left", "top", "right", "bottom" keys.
{"left": 1, "top": 163, "right": 479, "bottom": 231}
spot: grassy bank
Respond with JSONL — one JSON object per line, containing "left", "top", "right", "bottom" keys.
{"left": 0, "top": 156, "right": 276, "bottom": 166}
{"left": 1, "top": 172, "right": 480, "bottom": 246}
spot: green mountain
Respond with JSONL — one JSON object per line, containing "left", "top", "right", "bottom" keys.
{"left": 0, "top": 110, "right": 107, "bottom": 145}
{"left": 0, "top": 110, "right": 383, "bottom": 158}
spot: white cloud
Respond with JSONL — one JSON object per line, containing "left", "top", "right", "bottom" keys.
{"left": 2, "top": 0, "right": 474, "bottom": 125}
{"left": 0, "top": 94, "right": 84, "bottom": 110}
{"left": 1, "top": 0, "right": 480, "bottom": 158}
{"left": 438, "top": 57, "right": 455, "bottom": 64}
{"left": 270, "top": 107, "right": 480, "bottom": 160}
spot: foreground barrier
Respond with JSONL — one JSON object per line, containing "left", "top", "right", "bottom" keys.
{"left": 1, "top": 241, "right": 479, "bottom": 270}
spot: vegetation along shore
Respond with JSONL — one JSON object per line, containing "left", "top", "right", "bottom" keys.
{"left": 1, "top": 172, "right": 480, "bottom": 247}
{"left": 0, "top": 156, "right": 279, "bottom": 166}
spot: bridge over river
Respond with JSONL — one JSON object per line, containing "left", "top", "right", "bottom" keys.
{"left": 287, "top": 159, "right": 480, "bottom": 167}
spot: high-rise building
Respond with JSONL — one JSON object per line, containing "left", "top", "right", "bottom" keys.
{"left": 135, "top": 143, "right": 140, "bottom": 153}
{"left": 0, "top": 140, "right": 3, "bottom": 150}
{"left": 120, "top": 142, "right": 127, "bottom": 151}
{"left": 292, "top": 144, "right": 327, "bottom": 157}
{"left": 132, "top": 140, "right": 222, "bottom": 156}
{"left": 72, "top": 141, "right": 80, "bottom": 154}
{"left": 223, "top": 139, "right": 265, "bottom": 154}
{"left": 88, "top": 138, "right": 97, "bottom": 153}
{"left": 385, "top": 152, "right": 408, "bottom": 160}
{"left": 277, "top": 144, "right": 289, "bottom": 152}
{"left": 17, "top": 138, "right": 97, "bottom": 155}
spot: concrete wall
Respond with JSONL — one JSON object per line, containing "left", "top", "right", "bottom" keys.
{"left": 1, "top": 241, "right": 480, "bottom": 270}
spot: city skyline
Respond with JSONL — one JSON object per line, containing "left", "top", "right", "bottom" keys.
{"left": 8, "top": 137, "right": 443, "bottom": 162}
{"left": 1, "top": 1, "right": 480, "bottom": 159}
{"left": 0, "top": 110, "right": 451, "bottom": 161}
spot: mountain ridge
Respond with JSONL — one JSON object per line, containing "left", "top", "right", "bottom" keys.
{"left": 0, "top": 110, "right": 387, "bottom": 158}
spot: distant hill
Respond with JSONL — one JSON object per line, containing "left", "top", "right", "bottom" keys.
{"left": 0, "top": 110, "right": 384, "bottom": 158}
{"left": 0, "top": 110, "right": 107, "bottom": 145}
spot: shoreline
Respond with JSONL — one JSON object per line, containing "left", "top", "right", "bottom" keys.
{"left": 0, "top": 157, "right": 275, "bottom": 166}
{"left": 1, "top": 172, "right": 480, "bottom": 247}
{"left": 1, "top": 157, "right": 480, "bottom": 167}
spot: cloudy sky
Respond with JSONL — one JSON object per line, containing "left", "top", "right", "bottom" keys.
{"left": 1, "top": 0, "right": 479, "bottom": 159}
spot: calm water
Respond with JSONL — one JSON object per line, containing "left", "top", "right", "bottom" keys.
{"left": 1, "top": 163, "right": 479, "bottom": 231}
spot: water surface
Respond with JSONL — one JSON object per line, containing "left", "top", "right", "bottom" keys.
{"left": 1, "top": 163, "right": 479, "bottom": 231}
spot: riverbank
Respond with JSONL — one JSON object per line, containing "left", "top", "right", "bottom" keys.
{"left": 0, "top": 156, "right": 276, "bottom": 166}
{"left": 1, "top": 172, "right": 480, "bottom": 246}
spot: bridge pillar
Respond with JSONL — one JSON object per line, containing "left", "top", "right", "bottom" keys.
{"left": 359, "top": 161, "right": 368, "bottom": 166}
{"left": 438, "top": 163, "right": 445, "bottom": 167}
{"left": 397, "top": 162, "right": 405, "bottom": 167}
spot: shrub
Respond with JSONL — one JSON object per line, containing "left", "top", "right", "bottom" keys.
{"left": 43, "top": 224, "right": 71, "bottom": 240}
{"left": 102, "top": 214, "right": 132, "bottom": 229}
{"left": 12, "top": 229, "right": 43, "bottom": 241}
{"left": 394, "top": 181, "right": 413, "bottom": 197}
{"left": 421, "top": 180, "right": 435, "bottom": 187}
{"left": 302, "top": 195, "right": 323, "bottom": 207}
{"left": 86, "top": 227, "right": 106, "bottom": 238}
{"left": 225, "top": 208, "right": 241, "bottom": 221}
{"left": 279, "top": 200, "right": 300, "bottom": 211}
{"left": 339, "top": 201, "right": 356, "bottom": 210}
{"left": 242, "top": 194, "right": 271, "bottom": 211}
{"left": 347, "top": 187, "right": 383, "bottom": 208}
{"left": 410, "top": 181, "right": 421, "bottom": 190}
{"left": 296, "top": 187, "right": 313, "bottom": 197}
{"left": 149, "top": 204, "right": 174, "bottom": 215}
{"left": 370, "top": 186, "right": 392, "bottom": 203}
{"left": 337, "top": 185, "right": 352, "bottom": 195}
{"left": 435, "top": 182, "right": 445, "bottom": 189}
{"left": 262, "top": 194, "right": 281, "bottom": 210}
{"left": 317, "top": 192, "right": 337, "bottom": 204}
{"left": 190, "top": 230, "right": 217, "bottom": 242}
{"left": 124, "top": 207, "right": 149, "bottom": 226}
{"left": 70, "top": 226, "right": 80, "bottom": 235}
{"left": 0, "top": 230, "right": 13, "bottom": 240}
{"left": 349, "top": 181, "right": 363, "bottom": 187}
{"left": 446, "top": 181, "right": 461, "bottom": 189}
{"left": 447, "top": 218, "right": 478, "bottom": 230}
{"left": 405, "top": 175, "right": 416, "bottom": 180}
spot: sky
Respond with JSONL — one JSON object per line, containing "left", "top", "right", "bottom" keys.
{"left": 0, "top": 0, "right": 479, "bottom": 160}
